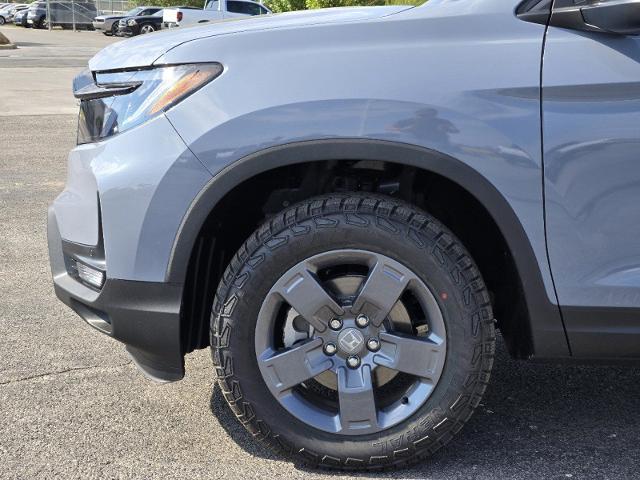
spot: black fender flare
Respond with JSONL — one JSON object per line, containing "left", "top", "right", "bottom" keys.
{"left": 168, "top": 139, "right": 569, "bottom": 358}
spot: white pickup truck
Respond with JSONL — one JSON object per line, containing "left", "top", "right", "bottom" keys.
{"left": 163, "top": 0, "right": 271, "bottom": 28}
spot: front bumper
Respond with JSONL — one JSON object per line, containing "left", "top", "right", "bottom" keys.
{"left": 47, "top": 113, "right": 212, "bottom": 382}
{"left": 26, "top": 13, "right": 41, "bottom": 24}
{"left": 92, "top": 21, "right": 105, "bottom": 30}
{"left": 48, "top": 208, "right": 185, "bottom": 382}
{"left": 116, "top": 25, "right": 135, "bottom": 36}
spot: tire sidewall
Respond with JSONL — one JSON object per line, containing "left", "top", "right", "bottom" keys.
{"left": 214, "top": 196, "right": 493, "bottom": 464}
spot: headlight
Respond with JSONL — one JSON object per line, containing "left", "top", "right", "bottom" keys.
{"left": 74, "top": 63, "right": 223, "bottom": 144}
{"left": 127, "top": 18, "right": 136, "bottom": 26}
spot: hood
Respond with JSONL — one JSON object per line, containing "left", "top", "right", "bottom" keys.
{"left": 89, "top": 5, "right": 412, "bottom": 71}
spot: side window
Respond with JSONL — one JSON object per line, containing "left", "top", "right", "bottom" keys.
{"left": 205, "top": 0, "right": 219, "bottom": 10}
{"left": 244, "top": 3, "right": 262, "bottom": 15}
{"left": 228, "top": 1, "right": 262, "bottom": 15}
{"left": 259, "top": 5, "right": 268, "bottom": 14}
{"left": 226, "top": 1, "right": 243, "bottom": 14}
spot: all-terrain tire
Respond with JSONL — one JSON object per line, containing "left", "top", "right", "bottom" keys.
{"left": 211, "top": 193, "right": 495, "bottom": 470}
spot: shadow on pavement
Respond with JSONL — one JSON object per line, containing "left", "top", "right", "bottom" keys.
{"left": 14, "top": 41, "right": 47, "bottom": 47}
{"left": 210, "top": 338, "right": 640, "bottom": 478}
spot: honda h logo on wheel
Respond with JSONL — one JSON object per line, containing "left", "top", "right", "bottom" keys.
{"left": 338, "top": 328, "right": 365, "bottom": 354}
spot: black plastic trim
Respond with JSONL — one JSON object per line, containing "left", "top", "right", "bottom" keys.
{"left": 167, "top": 138, "right": 570, "bottom": 359}
{"left": 55, "top": 276, "right": 185, "bottom": 380}
{"left": 54, "top": 277, "right": 185, "bottom": 382}
{"left": 524, "top": 0, "right": 640, "bottom": 35}
{"left": 74, "top": 82, "right": 142, "bottom": 100}
{"left": 516, "top": 0, "right": 553, "bottom": 26}
{"left": 563, "top": 306, "right": 640, "bottom": 358}
{"left": 62, "top": 239, "right": 106, "bottom": 271}
{"left": 48, "top": 209, "right": 185, "bottom": 382}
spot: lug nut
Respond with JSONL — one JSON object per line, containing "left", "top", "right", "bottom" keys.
{"left": 346, "top": 355, "right": 361, "bottom": 369}
{"left": 355, "top": 314, "right": 370, "bottom": 328}
{"left": 329, "top": 318, "right": 343, "bottom": 331}
{"left": 323, "top": 342, "right": 337, "bottom": 356}
{"left": 367, "top": 338, "right": 381, "bottom": 352}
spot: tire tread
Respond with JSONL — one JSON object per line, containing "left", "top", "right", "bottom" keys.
{"left": 211, "top": 193, "right": 495, "bottom": 471}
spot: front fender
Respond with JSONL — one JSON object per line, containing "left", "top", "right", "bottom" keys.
{"left": 166, "top": 138, "right": 569, "bottom": 358}
{"left": 167, "top": 95, "right": 552, "bottom": 295}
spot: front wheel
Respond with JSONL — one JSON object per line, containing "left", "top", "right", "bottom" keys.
{"left": 212, "top": 194, "right": 495, "bottom": 470}
{"left": 139, "top": 24, "right": 155, "bottom": 34}
{"left": 0, "top": 17, "right": 6, "bottom": 26}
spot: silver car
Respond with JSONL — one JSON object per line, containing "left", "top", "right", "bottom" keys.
{"left": 92, "top": 5, "right": 160, "bottom": 35}
{"left": 0, "top": 3, "right": 28, "bottom": 24}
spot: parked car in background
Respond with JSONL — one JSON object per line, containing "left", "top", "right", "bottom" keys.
{"left": 116, "top": 8, "right": 164, "bottom": 36}
{"left": 26, "top": 1, "right": 48, "bottom": 28}
{"left": 13, "top": 5, "right": 29, "bottom": 25}
{"left": 93, "top": 6, "right": 161, "bottom": 36}
{"left": 27, "top": 0, "right": 96, "bottom": 29}
{"left": 0, "top": 3, "right": 28, "bottom": 24}
{"left": 163, "top": 0, "right": 269, "bottom": 28}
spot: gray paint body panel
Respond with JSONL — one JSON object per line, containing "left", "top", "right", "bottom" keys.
{"left": 542, "top": 27, "right": 640, "bottom": 356}
{"left": 164, "top": 0, "right": 557, "bottom": 306}
{"left": 57, "top": 0, "right": 640, "bottom": 373}
{"left": 51, "top": 114, "right": 213, "bottom": 281}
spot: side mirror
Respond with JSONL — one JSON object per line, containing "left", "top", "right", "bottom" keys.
{"left": 551, "top": 0, "right": 640, "bottom": 35}
{"left": 518, "top": 0, "right": 640, "bottom": 36}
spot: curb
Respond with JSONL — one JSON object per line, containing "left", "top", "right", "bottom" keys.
{"left": 0, "top": 31, "right": 16, "bottom": 48}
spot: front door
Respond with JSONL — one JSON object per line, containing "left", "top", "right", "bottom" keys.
{"left": 542, "top": 3, "right": 640, "bottom": 356}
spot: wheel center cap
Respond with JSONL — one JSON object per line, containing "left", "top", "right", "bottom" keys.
{"left": 337, "top": 328, "right": 365, "bottom": 354}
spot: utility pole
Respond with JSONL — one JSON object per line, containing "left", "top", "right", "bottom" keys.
{"left": 46, "top": 0, "right": 51, "bottom": 30}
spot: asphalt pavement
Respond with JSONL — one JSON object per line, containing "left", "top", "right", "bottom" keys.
{"left": 0, "top": 24, "right": 639, "bottom": 480}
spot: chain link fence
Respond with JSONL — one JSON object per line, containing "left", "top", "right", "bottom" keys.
{"left": 41, "top": 0, "right": 135, "bottom": 31}
{"left": 95, "top": 0, "right": 133, "bottom": 15}
{"left": 41, "top": 0, "right": 96, "bottom": 30}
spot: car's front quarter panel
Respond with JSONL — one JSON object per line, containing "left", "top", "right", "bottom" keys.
{"left": 48, "top": 112, "right": 212, "bottom": 380}
{"left": 50, "top": 114, "right": 212, "bottom": 282}
{"left": 103, "top": 17, "right": 117, "bottom": 29}
{"left": 163, "top": 0, "right": 567, "bottom": 355}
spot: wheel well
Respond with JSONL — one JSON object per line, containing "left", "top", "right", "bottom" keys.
{"left": 180, "top": 159, "right": 533, "bottom": 358}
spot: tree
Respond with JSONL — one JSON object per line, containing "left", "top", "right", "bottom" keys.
{"left": 266, "top": 0, "right": 306, "bottom": 13}
{"left": 132, "top": 0, "right": 424, "bottom": 13}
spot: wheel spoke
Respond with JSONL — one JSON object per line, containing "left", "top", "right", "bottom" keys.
{"left": 274, "top": 264, "right": 343, "bottom": 332}
{"left": 259, "top": 338, "right": 332, "bottom": 394}
{"left": 375, "top": 332, "right": 445, "bottom": 380}
{"left": 352, "top": 257, "right": 411, "bottom": 326}
{"left": 337, "top": 365, "right": 378, "bottom": 432}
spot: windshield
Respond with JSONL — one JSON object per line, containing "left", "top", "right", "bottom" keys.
{"left": 124, "top": 7, "right": 143, "bottom": 16}
{"left": 205, "top": 0, "right": 218, "bottom": 10}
